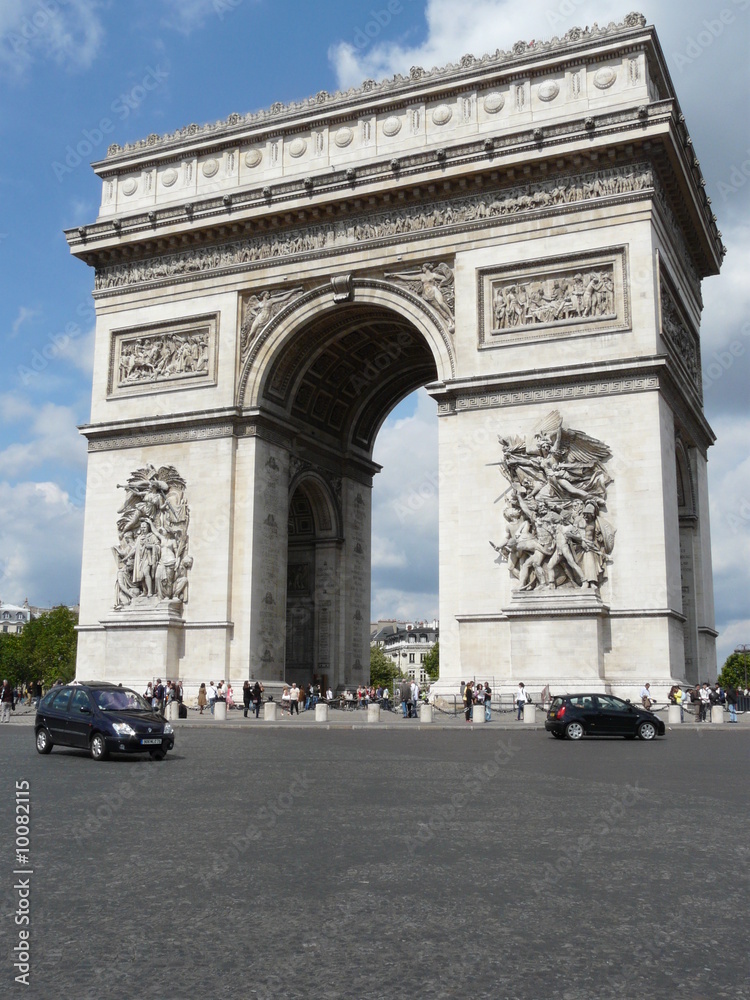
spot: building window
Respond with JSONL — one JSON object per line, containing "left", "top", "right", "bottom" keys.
{"left": 2, "top": 625, "right": 7, "bottom": 633}
{"left": 420, "top": 653, "right": 425, "bottom": 662}
{"left": 409, "top": 653, "right": 415, "bottom": 663}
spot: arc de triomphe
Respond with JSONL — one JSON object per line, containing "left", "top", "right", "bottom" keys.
{"left": 68, "top": 15, "right": 722, "bottom": 698}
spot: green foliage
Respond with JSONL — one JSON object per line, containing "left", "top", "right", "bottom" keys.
{"left": 3, "top": 607, "right": 79, "bottom": 688}
{"left": 369, "top": 645, "right": 403, "bottom": 689}
{"left": 0, "top": 632, "right": 24, "bottom": 686}
{"left": 718, "top": 651, "right": 750, "bottom": 690}
{"left": 422, "top": 641, "right": 439, "bottom": 681}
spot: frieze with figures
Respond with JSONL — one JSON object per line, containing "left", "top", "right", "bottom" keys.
{"left": 108, "top": 315, "right": 218, "bottom": 397}
{"left": 660, "top": 283, "right": 702, "bottom": 399}
{"left": 95, "top": 164, "right": 654, "bottom": 292}
{"left": 490, "top": 411, "right": 615, "bottom": 594}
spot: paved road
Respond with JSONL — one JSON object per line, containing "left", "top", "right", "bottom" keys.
{"left": 1, "top": 724, "right": 747, "bottom": 999}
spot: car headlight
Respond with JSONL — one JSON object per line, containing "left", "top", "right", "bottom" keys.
{"left": 112, "top": 722, "right": 136, "bottom": 736}
{"left": 163, "top": 723, "right": 174, "bottom": 735}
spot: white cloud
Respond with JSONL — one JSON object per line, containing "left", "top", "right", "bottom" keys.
{"left": 0, "top": 480, "right": 83, "bottom": 605}
{"left": 0, "top": 0, "right": 105, "bottom": 76}
{"left": 0, "top": 400, "right": 87, "bottom": 477}
{"left": 8, "top": 305, "right": 40, "bottom": 339}
{"left": 159, "top": 0, "right": 232, "bottom": 34}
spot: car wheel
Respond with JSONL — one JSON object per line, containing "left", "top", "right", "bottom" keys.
{"left": 90, "top": 732, "right": 108, "bottom": 760}
{"left": 35, "top": 728, "right": 53, "bottom": 754}
{"left": 149, "top": 749, "right": 167, "bottom": 760}
{"left": 565, "top": 721, "right": 585, "bottom": 741}
{"left": 637, "top": 721, "right": 657, "bottom": 741}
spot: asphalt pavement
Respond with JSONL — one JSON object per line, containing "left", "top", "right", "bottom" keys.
{"left": 1, "top": 719, "right": 747, "bottom": 1000}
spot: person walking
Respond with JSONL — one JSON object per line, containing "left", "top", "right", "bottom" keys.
{"left": 207, "top": 681, "right": 217, "bottom": 715}
{"left": 640, "top": 683, "right": 653, "bottom": 710}
{"left": 515, "top": 682, "right": 529, "bottom": 720}
{"left": 1, "top": 679, "right": 14, "bottom": 723}
{"left": 483, "top": 682, "right": 492, "bottom": 722}
{"left": 197, "top": 682, "right": 208, "bottom": 715}
{"left": 698, "top": 682, "right": 711, "bottom": 722}
{"left": 726, "top": 686, "right": 738, "bottom": 723}
{"left": 242, "top": 680, "right": 251, "bottom": 718}
{"left": 289, "top": 683, "right": 300, "bottom": 715}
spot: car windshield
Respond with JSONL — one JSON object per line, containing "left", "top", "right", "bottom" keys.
{"left": 91, "top": 688, "right": 152, "bottom": 712}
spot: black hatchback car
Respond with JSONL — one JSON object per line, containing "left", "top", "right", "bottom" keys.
{"left": 545, "top": 693, "right": 665, "bottom": 741}
{"left": 35, "top": 683, "right": 175, "bottom": 760}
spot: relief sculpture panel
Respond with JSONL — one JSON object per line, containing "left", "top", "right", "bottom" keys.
{"left": 108, "top": 314, "right": 218, "bottom": 397}
{"left": 490, "top": 411, "right": 615, "bottom": 594}
{"left": 479, "top": 248, "right": 629, "bottom": 348}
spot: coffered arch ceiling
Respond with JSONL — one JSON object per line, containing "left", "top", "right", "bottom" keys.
{"left": 261, "top": 303, "right": 438, "bottom": 455}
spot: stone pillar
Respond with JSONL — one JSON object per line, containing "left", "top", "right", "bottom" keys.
{"left": 264, "top": 701, "right": 279, "bottom": 722}
{"left": 315, "top": 702, "right": 329, "bottom": 722}
{"left": 166, "top": 701, "right": 180, "bottom": 722}
{"left": 668, "top": 704, "right": 682, "bottom": 725}
{"left": 367, "top": 702, "right": 381, "bottom": 724}
{"left": 419, "top": 704, "right": 433, "bottom": 723}
{"left": 473, "top": 703, "right": 485, "bottom": 724}
{"left": 710, "top": 704, "right": 724, "bottom": 724}
{"left": 523, "top": 703, "right": 537, "bottom": 724}
{"left": 214, "top": 700, "right": 227, "bottom": 721}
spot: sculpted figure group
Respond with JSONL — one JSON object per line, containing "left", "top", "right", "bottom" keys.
{"left": 490, "top": 411, "right": 615, "bottom": 593}
{"left": 113, "top": 465, "right": 192, "bottom": 608}
{"left": 118, "top": 332, "right": 209, "bottom": 385}
{"left": 492, "top": 268, "right": 615, "bottom": 331}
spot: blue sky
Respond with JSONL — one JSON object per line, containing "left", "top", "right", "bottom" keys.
{"left": 0, "top": 0, "right": 748, "bottom": 665}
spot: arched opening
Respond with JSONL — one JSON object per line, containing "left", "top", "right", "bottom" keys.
{"left": 249, "top": 294, "right": 444, "bottom": 690}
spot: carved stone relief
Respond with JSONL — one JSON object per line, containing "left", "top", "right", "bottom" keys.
{"left": 490, "top": 411, "right": 615, "bottom": 593}
{"left": 108, "top": 315, "right": 217, "bottom": 397}
{"left": 95, "top": 164, "right": 653, "bottom": 292}
{"left": 479, "top": 248, "right": 628, "bottom": 348}
{"left": 385, "top": 261, "right": 455, "bottom": 332}
{"left": 240, "top": 286, "right": 304, "bottom": 360}
{"left": 660, "top": 280, "right": 702, "bottom": 399}
{"left": 113, "top": 465, "right": 192, "bottom": 609}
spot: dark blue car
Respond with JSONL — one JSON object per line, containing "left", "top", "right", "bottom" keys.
{"left": 35, "top": 682, "right": 175, "bottom": 760}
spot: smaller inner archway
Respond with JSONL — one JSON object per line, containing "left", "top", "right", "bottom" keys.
{"left": 285, "top": 474, "right": 341, "bottom": 690}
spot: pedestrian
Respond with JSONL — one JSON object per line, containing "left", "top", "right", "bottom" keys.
{"left": 400, "top": 678, "right": 411, "bottom": 718}
{"left": 197, "top": 682, "right": 207, "bottom": 714}
{"left": 640, "top": 683, "right": 653, "bottom": 711}
{"left": 1, "top": 679, "right": 14, "bottom": 723}
{"left": 410, "top": 679, "right": 419, "bottom": 718}
{"left": 674, "top": 685, "right": 684, "bottom": 722}
{"left": 289, "top": 683, "right": 299, "bottom": 715}
{"left": 515, "top": 682, "right": 529, "bottom": 720}
{"left": 226, "top": 683, "right": 235, "bottom": 710}
{"left": 154, "top": 678, "right": 165, "bottom": 714}
{"left": 242, "top": 680, "right": 251, "bottom": 718}
{"left": 298, "top": 684, "right": 306, "bottom": 714}
{"left": 699, "top": 682, "right": 711, "bottom": 722}
{"left": 252, "top": 680, "right": 263, "bottom": 718}
{"left": 207, "top": 680, "right": 217, "bottom": 714}
{"left": 382, "top": 686, "right": 390, "bottom": 712}
{"left": 463, "top": 680, "right": 474, "bottom": 722}
{"left": 726, "top": 686, "right": 738, "bottom": 723}
{"left": 483, "top": 682, "right": 492, "bottom": 722}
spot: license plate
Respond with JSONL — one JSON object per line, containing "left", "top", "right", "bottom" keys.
{"left": 140, "top": 738, "right": 162, "bottom": 745}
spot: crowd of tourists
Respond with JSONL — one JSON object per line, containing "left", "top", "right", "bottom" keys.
{"left": 663, "top": 681, "right": 743, "bottom": 722}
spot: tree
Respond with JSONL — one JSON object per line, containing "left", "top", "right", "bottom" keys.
{"left": 422, "top": 641, "right": 439, "bottom": 681}
{"left": 718, "top": 651, "right": 750, "bottom": 691}
{"left": 18, "top": 606, "right": 78, "bottom": 687}
{"left": 0, "top": 632, "right": 24, "bottom": 686}
{"left": 369, "top": 645, "right": 403, "bottom": 689}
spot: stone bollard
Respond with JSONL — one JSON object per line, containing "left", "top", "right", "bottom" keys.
{"left": 214, "top": 700, "right": 227, "bottom": 722}
{"left": 263, "top": 701, "right": 278, "bottom": 722}
{"left": 367, "top": 702, "right": 381, "bottom": 724}
{"left": 668, "top": 704, "right": 682, "bottom": 725}
{"left": 419, "top": 704, "right": 433, "bottom": 724}
{"left": 315, "top": 702, "right": 329, "bottom": 723}
{"left": 166, "top": 701, "right": 180, "bottom": 722}
{"left": 710, "top": 704, "right": 724, "bottom": 724}
{"left": 472, "top": 703, "right": 485, "bottom": 724}
{"left": 523, "top": 703, "right": 537, "bottom": 724}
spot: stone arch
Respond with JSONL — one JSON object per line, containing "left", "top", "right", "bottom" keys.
{"left": 238, "top": 277, "right": 454, "bottom": 453}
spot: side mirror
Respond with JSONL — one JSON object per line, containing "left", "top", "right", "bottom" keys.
{"left": 625, "top": 698, "right": 631, "bottom": 704}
